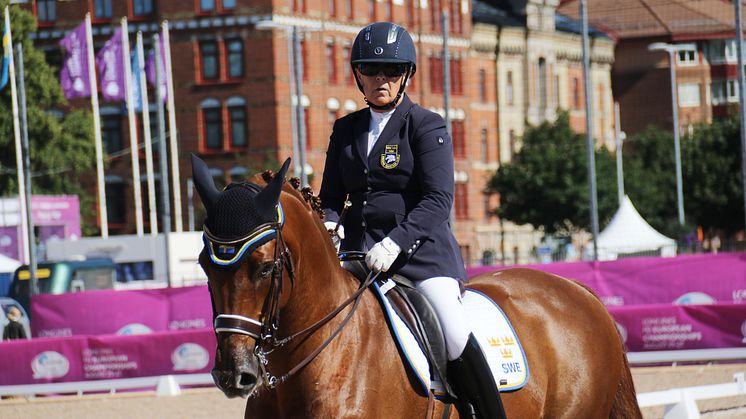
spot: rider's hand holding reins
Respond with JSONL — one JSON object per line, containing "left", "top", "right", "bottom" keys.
{"left": 324, "top": 221, "right": 344, "bottom": 251}
{"left": 366, "top": 237, "right": 401, "bottom": 272}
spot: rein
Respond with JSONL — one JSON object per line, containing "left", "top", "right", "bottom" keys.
{"left": 210, "top": 219, "right": 378, "bottom": 389}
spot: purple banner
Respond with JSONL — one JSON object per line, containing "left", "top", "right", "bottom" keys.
{"left": 31, "top": 286, "right": 212, "bottom": 338}
{"left": 0, "top": 329, "right": 216, "bottom": 385}
{"left": 0, "top": 226, "right": 19, "bottom": 262}
{"left": 467, "top": 253, "right": 746, "bottom": 306}
{"left": 610, "top": 303, "right": 746, "bottom": 351}
{"left": 31, "top": 196, "right": 81, "bottom": 240}
{"left": 59, "top": 21, "right": 90, "bottom": 99}
{"left": 145, "top": 36, "right": 168, "bottom": 103}
{"left": 96, "top": 27, "right": 125, "bottom": 102}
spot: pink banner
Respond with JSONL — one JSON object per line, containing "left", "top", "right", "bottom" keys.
{"left": 0, "top": 329, "right": 216, "bottom": 385}
{"left": 467, "top": 253, "right": 746, "bottom": 306}
{"left": 609, "top": 303, "right": 746, "bottom": 351}
{"left": 31, "top": 286, "right": 212, "bottom": 338}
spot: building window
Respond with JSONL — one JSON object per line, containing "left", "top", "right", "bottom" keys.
{"left": 506, "top": 71, "right": 514, "bottom": 106}
{"left": 407, "top": 0, "right": 416, "bottom": 29}
{"left": 369, "top": 0, "right": 376, "bottom": 21}
{"left": 430, "top": 0, "right": 440, "bottom": 31}
{"left": 678, "top": 83, "right": 701, "bottom": 108}
{"left": 200, "top": 0, "right": 216, "bottom": 12}
{"left": 200, "top": 41, "right": 220, "bottom": 81}
{"left": 226, "top": 38, "right": 243, "bottom": 79}
{"left": 201, "top": 99, "right": 223, "bottom": 150}
{"left": 451, "top": 56, "right": 463, "bottom": 95}
{"left": 537, "top": 58, "right": 547, "bottom": 111}
{"left": 484, "top": 196, "right": 493, "bottom": 219}
{"left": 326, "top": 42, "right": 337, "bottom": 84}
{"left": 455, "top": 183, "right": 468, "bottom": 220}
{"left": 301, "top": 38, "right": 309, "bottom": 82}
{"left": 105, "top": 177, "right": 126, "bottom": 225}
{"left": 452, "top": 120, "right": 465, "bottom": 158}
{"left": 343, "top": 45, "right": 353, "bottom": 85}
{"left": 430, "top": 55, "right": 443, "bottom": 93}
{"left": 480, "top": 128, "right": 488, "bottom": 162}
{"left": 228, "top": 102, "right": 247, "bottom": 148}
{"left": 304, "top": 107, "right": 311, "bottom": 147}
{"left": 36, "top": 0, "right": 56, "bottom": 23}
{"left": 384, "top": 0, "right": 392, "bottom": 21}
{"left": 293, "top": 0, "right": 305, "bottom": 13}
{"left": 102, "top": 113, "right": 123, "bottom": 155}
{"left": 93, "top": 0, "right": 113, "bottom": 19}
{"left": 677, "top": 47, "right": 697, "bottom": 66}
{"left": 344, "top": 0, "right": 353, "bottom": 18}
{"left": 572, "top": 76, "right": 580, "bottom": 110}
{"left": 711, "top": 80, "right": 726, "bottom": 105}
{"left": 329, "top": 0, "right": 336, "bottom": 16}
{"left": 479, "top": 69, "right": 486, "bottom": 102}
{"left": 132, "top": 0, "right": 153, "bottom": 16}
{"left": 509, "top": 129, "right": 516, "bottom": 160}
{"left": 223, "top": 0, "right": 236, "bottom": 9}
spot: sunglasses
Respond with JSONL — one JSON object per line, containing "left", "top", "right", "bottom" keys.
{"left": 357, "top": 63, "right": 408, "bottom": 78}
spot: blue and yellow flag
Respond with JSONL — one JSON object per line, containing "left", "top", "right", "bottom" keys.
{"left": 0, "top": 20, "right": 9, "bottom": 90}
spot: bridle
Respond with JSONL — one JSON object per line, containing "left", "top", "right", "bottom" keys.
{"left": 205, "top": 203, "right": 377, "bottom": 389}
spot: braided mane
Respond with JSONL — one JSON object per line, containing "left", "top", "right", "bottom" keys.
{"left": 259, "top": 170, "right": 325, "bottom": 220}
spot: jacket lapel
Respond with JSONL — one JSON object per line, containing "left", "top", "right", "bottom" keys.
{"left": 353, "top": 110, "right": 371, "bottom": 169}
{"left": 368, "top": 95, "right": 414, "bottom": 167}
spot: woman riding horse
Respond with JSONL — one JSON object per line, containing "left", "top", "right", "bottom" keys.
{"left": 319, "top": 22, "right": 504, "bottom": 419}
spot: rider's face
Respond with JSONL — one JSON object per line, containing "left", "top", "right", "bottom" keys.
{"left": 355, "top": 64, "right": 406, "bottom": 110}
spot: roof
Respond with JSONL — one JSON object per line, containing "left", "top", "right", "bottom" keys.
{"left": 557, "top": 0, "right": 737, "bottom": 40}
{"left": 472, "top": 0, "right": 610, "bottom": 37}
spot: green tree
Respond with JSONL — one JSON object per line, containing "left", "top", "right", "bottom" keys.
{"left": 682, "top": 115, "right": 744, "bottom": 236}
{"left": 0, "top": 2, "right": 96, "bottom": 231}
{"left": 486, "top": 112, "right": 617, "bottom": 234}
{"left": 622, "top": 126, "right": 685, "bottom": 238}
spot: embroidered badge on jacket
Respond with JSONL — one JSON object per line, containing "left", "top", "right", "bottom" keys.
{"left": 381, "top": 145, "right": 400, "bottom": 169}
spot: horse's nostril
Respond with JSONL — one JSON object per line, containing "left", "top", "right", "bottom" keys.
{"left": 239, "top": 372, "right": 257, "bottom": 388}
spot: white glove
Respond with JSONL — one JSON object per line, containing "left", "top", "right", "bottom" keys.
{"left": 366, "top": 237, "right": 401, "bottom": 273}
{"left": 324, "top": 221, "right": 344, "bottom": 251}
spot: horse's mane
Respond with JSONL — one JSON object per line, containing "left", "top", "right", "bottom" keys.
{"left": 252, "top": 170, "right": 325, "bottom": 221}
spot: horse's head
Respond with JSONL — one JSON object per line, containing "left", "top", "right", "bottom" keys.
{"left": 192, "top": 154, "right": 296, "bottom": 398}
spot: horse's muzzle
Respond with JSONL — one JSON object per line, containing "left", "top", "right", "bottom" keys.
{"left": 211, "top": 364, "right": 260, "bottom": 398}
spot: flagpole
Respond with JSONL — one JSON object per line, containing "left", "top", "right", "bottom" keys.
{"left": 162, "top": 21, "right": 182, "bottom": 232}
{"left": 121, "top": 18, "right": 144, "bottom": 236}
{"left": 137, "top": 31, "right": 157, "bottom": 236}
{"left": 5, "top": 7, "right": 29, "bottom": 264}
{"left": 85, "top": 13, "right": 108, "bottom": 238}
{"left": 154, "top": 33, "right": 172, "bottom": 285}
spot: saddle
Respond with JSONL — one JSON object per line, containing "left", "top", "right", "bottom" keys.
{"left": 340, "top": 254, "right": 456, "bottom": 400}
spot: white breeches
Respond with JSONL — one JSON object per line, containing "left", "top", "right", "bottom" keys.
{"left": 415, "top": 276, "right": 471, "bottom": 361}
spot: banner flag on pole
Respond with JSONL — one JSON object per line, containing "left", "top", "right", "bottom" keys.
{"left": 145, "top": 38, "right": 167, "bottom": 103}
{"left": 95, "top": 27, "right": 125, "bottom": 102}
{"left": 0, "top": 18, "right": 9, "bottom": 90}
{"left": 59, "top": 21, "right": 91, "bottom": 99}
{"left": 131, "top": 49, "right": 142, "bottom": 112}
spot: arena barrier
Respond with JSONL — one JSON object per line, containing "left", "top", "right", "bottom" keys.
{"left": 0, "top": 328, "right": 215, "bottom": 386}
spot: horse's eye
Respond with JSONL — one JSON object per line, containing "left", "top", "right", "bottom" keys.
{"left": 257, "top": 263, "right": 274, "bottom": 279}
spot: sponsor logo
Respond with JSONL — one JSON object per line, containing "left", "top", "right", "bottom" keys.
{"left": 32, "top": 351, "right": 70, "bottom": 379}
{"left": 117, "top": 323, "right": 153, "bottom": 335}
{"left": 674, "top": 292, "right": 715, "bottom": 305}
{"left": 741, "top": 320, "right": 746, "bottom": 344}
{"left": 172, "top": 343, "right": 209, "bottom": 371}
{"left": 733, "top": 289, "right": 746, "bottom": 303}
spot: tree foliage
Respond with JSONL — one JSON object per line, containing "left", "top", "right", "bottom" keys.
{"left": 0, "top": 2, "right": 95, "bottom": 212}
{"left": 681, "top": 115, "right": 744, "bottom": 236}
{"left": 486, "top": 112, "right": 618, "bottom": 234}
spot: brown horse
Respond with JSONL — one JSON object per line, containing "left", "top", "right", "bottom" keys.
{"left": 193, "top": 156, "right": 642, "bottom": 419}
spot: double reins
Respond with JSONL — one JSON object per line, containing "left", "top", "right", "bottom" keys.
{"left": 211, "top": 221, "right": 378, "bottom": 389}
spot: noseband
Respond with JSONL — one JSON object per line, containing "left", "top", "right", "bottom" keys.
{"left": 205, "top": 203, "right": 378, "bottom": 389}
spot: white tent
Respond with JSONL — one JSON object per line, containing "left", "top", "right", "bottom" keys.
{"left": 586, "top": 196, "right": 677, "bottom": 261}
{"left": 0, "top": 254, "right": 21, "bottom": 273}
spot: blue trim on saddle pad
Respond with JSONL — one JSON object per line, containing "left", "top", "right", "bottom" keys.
{"left": 370, "top": 281, "right": 433, "bottom": 396}
{"left": 203, "top": 203, "right": 285, "bottom": 267}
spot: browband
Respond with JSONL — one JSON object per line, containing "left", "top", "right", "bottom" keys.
{"left": 203, "top": 203, "right": 285, "bottom": 267}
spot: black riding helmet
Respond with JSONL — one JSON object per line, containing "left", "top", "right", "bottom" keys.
{"left": 350, "top": 22, "right": 417, "bottom": 110}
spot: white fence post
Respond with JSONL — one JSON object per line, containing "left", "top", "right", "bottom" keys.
{"left": 156, "top": 375, "right": 181, "bottom": 396}
{"left": 662, "top": 389, "right": 700, "bottom": 419}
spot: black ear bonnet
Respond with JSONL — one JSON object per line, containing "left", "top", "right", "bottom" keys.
{"left": 191, "top": 154, "right": 291, "bottom": 268}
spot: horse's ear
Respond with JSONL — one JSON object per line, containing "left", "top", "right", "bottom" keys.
{"left": 255, "top": 158, "right": 291, "bottom": 216}
{"left": 191, "top": 153, "right": 220, "bottom": 210}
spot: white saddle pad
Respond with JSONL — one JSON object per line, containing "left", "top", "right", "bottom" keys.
{"left": 372, "top": 280, "right": 529, "bottom": 396}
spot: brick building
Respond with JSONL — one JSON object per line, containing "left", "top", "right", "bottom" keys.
{"left": 558, "top": 0, "right": 741, "bottom": 136}
{"left": 25, "top": 0, "right": 614, "bottom": 266}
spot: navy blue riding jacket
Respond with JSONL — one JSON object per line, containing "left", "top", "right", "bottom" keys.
{"left": 319, "top": 95, "right": 467, "bottom": 282}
